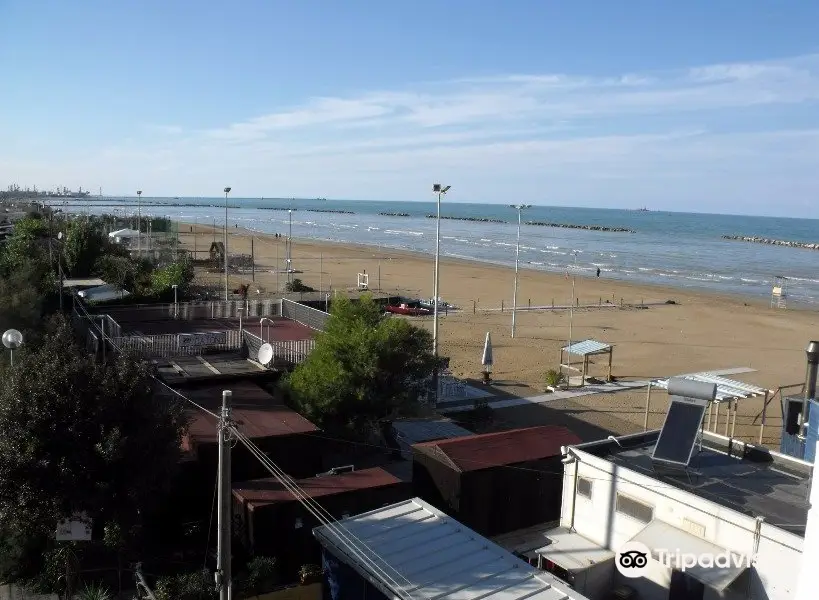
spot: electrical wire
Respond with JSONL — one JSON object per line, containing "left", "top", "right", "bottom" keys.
{"left": 229, "top": 427, "right": 419, "bottom": 600}
{"left": 70, "top": 298, "right": 809, "bottom": 527}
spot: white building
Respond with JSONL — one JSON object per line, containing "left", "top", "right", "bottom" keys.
{"left": 547, "top": 429, "right": 811, "bottom": 600}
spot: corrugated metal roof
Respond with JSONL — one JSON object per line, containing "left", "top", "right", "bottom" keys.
{"left": 413, "top": 426, "right": 581, "bottom": 472}
{"left": 233, "top": 467, "right": 402, "bottom": 506}
{"left": 161, "top": 381, "right": 318, "bottom": 449}
{"left": 314, "top": 497, "right": 589, "bottom": 600}
{"left": 561, "top": 339, "right": 612, "bottom": 356}
{"left": 392, "top": 419, "right": 472, "bottom": 446}
{"left": 652, "top": 373, "right": 768, "bottom": 402}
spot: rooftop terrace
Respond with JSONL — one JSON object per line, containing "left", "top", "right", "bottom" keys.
{"left": 581, "top": 430, "right": 812, "bottom": 536}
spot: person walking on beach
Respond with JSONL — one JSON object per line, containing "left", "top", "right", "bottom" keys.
{"left": 596, "top": 267, "right": 601, "bottom": 278}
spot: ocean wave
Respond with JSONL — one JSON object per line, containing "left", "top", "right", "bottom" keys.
{"left": 384, "top": 229, "right": 423, "bottom": 236}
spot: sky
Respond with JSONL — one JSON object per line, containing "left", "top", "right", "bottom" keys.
{"left": 2, "top": 1, "right": 819, "bottom": 217}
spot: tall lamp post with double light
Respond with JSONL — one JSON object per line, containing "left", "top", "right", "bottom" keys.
{"left": 2, "top": 329, "right": 23, "bottom": 368}
{"left": 136, "top": 190, "right": 142, "bottom": 256}
{"left": 432, "top": 183, "right": 450, "bottom": 406}
{"left": 287, "top": 209, "right": 293, "bottom": 285}
{"left": 510, "top": 204, "right": 531, "bottom": 338}
{"left": 223, "top": 187, "right": 231, "bottom": 302}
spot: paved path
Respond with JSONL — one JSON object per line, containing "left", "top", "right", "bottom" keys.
{"left": 435, "top": 367, "right": 757, "bottom": 413}
{"left": 438, "top": 379, "right": 651, "bottom": 412}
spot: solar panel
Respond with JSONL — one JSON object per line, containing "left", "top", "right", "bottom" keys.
{"left": 652, "top": 401, "right": 707, "bottom": 466}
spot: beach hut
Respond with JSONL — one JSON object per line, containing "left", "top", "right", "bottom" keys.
{"left": 412, "top": 425, "right": 581, "bottom": 536}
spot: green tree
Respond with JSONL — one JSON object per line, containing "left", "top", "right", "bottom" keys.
{"left": 93, "top": 254, "right": 139, "bottom": 291}
{"left": 0, "top": 262, "right": 48, "bottom": 337}
{"left": 150, "top": 258, "right": 194, "bottom": 296}
{"left": 0, "top": 216, "right": 50, "bottom": 283}
{"left": 0, "top": 316, "right": 187, "bottom": 588}
{"left": 62, "top": 219, "right": 107, "bottom": 278}
{"left": 285, "top": 295, "right": 438, "bottom": 432}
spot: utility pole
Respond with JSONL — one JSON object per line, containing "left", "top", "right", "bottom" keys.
{"left": 223, "top": 187, "right": 232, "bottom": 302}
{"left": 136, "top": 190, "right": 142, "bottom": 256}
{"left": 251, "top": 237, "right": 255, "bottom": 282}
{"left": 510, "top": 204, "right": 531, "bottom": 338}
{"left": 216, "top": 390, "right": 233, "bottom": 600}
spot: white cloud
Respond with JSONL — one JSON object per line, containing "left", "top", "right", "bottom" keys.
{"left": 3, "top": 54, "right": 819, "bottom": 214}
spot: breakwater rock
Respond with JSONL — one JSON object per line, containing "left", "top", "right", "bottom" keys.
{"left": 380, "top": 212, "right": 410, "bottom": 217}
{"left": 723, "top": 235, "right": 819, "bottom": 250}
{"left": 259, "top": 207, "right": 354, "bottom": 214}
{"left": 525, "top": 221, "right": 634, "bottom": 233}
{"left": 426, "top": 215, "right": 506, "bottom": 224}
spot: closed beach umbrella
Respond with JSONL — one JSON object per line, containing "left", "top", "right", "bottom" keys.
{"left": 482, "top": 332, "right": 493, "bottom": 369}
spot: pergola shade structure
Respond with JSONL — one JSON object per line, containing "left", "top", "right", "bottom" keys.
{"left": 646, "top": 373, "right": 770, "bottom": 442}
{"left": 559, "top": 339, "right": 613, "bottom": 387}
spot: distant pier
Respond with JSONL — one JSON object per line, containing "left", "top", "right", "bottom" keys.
{"left": 723, "top": 235, "right": 819, "bottom": 250}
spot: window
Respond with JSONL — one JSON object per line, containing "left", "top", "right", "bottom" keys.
{"left": 577, "top": 477, "right": 593, "bottom": 499}
{"left": 615, "top": 493, "right": 654, "bottom": 524}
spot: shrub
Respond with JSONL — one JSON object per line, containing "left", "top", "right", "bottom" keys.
{"left": 285, "top": 278, "right": 314, "bottom": 293}
{"left": 544, "top": 369, "right": 566, "bottom": 389}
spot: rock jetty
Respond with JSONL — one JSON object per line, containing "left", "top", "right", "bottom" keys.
{"left": 379, "top": 212, "right": 410, "bottom": 217}
{"left": 525, "top": 221, "right": 634, "bottom": 233}
{"left": 723, "top": 235, "right": 819, "bottom": 250}
{"left": 259, "top": 207, "right": 354, "bottom": 214}
{"left": 426, "top": 215, "right": 506, "bottom": 224}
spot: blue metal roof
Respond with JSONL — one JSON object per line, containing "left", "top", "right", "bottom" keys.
{"left": 561, "top": 339, "right": 612, "bottom": 356}
{"left": 314, "top": 497, "right": 590, "bottom": 600}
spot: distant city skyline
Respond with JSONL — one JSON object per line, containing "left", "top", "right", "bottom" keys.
{"left": 2, "top": 1, "right": 819, "bottom": 217}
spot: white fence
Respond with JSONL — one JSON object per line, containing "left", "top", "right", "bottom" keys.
{"left": 281, "top": 298, "right": 329, "bottom": 331}
{"left": 243, "top": 330, "right": 315, "bottom": 367}
{"left": 110, "top": 329, "right": 243, "bottom": 358}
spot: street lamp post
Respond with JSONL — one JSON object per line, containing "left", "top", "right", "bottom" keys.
{"left": 136, "top": 190, "right": 142, "bottom": 256}
{"left": 223, "top": 187, "right": 231, "bottom": 302}
{"left": 567, "top": 251, "right": 578, "bottom": 385}
{"left": 432, "top": 183, "right": 451, "bottom": 406}
{"left": 287, "top": 209, "right": 293, "bottom": 285}
{"left": 2, "top": 329, "right": 23, "bottom": 368}
{"left": 172, "top": 284, "right": 179, "bottom": 319}
{"left": 510, "top": 204, "right": 531, "bottom": 338}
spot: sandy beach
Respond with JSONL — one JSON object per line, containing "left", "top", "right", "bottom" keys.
{"left": 177, "top": 224, "right": 819, "bottom": 446}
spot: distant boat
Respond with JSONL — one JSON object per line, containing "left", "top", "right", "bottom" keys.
{"left": 635, "top": 207, "right": 649, "bottom": 212}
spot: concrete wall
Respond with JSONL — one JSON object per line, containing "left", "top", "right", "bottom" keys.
{"left": 561, "top": 450, "right": 804, "bottom": 600}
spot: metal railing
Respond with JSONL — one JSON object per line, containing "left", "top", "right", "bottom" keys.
{"left": 109, "top": 329, "right": 242, "bottom": 358}
{"left": 281, "top": 298, "right": 329, "bottom": 331}
{"left": 242, "top": 330, "right": 315, "bottom": 367}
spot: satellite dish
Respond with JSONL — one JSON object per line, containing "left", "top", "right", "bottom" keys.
{"left": 257, "top": 343, "right": 274, "bottom": 366}
{"left": 2, "top": 329, "right": 23, "bottom": 350}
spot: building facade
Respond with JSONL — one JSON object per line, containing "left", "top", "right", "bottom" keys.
{"left": 557, "top": 430, "right": 810, "bottom": 600}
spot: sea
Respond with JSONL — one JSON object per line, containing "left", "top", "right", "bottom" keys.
{"left": 49, "top": 197, "right": 819, "bottom": 308}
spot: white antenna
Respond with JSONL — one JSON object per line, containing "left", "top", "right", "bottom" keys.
{"left": 257, "top": 343, "right": 274, "bottom": 367}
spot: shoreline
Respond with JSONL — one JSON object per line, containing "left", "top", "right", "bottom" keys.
{"left": 186, "top": 222, "right": 799, "bottom": 312}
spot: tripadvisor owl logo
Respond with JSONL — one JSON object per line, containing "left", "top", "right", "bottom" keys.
{"left": 616, "top": 542, "right": 651, "bottom": 578}
{"left": 616, "top": 541, "right": 756, "bottom": 579}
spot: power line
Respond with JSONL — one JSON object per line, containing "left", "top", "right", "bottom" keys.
{"left": 69, "top": 298, "right": 809, "bottom": 529}
{"left": 229, "top": 428, "right": 418, "bottom": 600}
